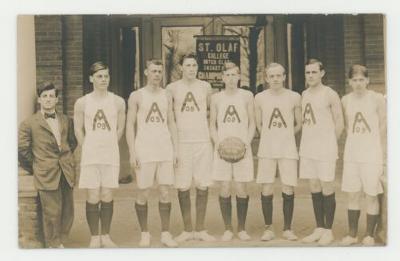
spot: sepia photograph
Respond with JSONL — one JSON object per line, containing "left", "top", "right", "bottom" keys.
{"left": 17, "top": 13, "right": 387, "bottom": 250}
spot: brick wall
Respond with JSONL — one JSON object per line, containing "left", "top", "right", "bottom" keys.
{"left": 364, "top": 14, "right": 385, "bottom": 94}
{"left": 343, "top": 14, "right": 385, "bottom": 94}
{"left": 63, "top": 16, "right": 84, "bottom": 117}
{"left": 18, "top": 174, "right": 44, "bottom": 248}
{"left": 343, "top": 15, "right": 365, "bottom": 93}
{"left": 35, "top": 16, "right": 64, "bottom": 112}
{"left": 35, "top": 15, "right": 84, "bottom": 118}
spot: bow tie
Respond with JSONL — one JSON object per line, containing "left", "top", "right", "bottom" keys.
{"left": 44, "top": 113, "right": 56, "bottom": 119}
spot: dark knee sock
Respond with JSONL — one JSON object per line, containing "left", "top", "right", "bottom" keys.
{"left": 86, "top": 202, "right": 100, "bottom": 236}
{"left": 218, "top": 196, "right": 232, "bottom": 231}
{"left": 376, "top": 193, "right": 384, "bottom": 234}
{"left": 135, "top": 202, "right": 148, "bottom": 232}
{"left": 237, "top": 196, "right": 249, "bottom": 232}
{"left": 261, "top": 194, "right": 273, "bottom": 226}
{"left": 100, "top": 201, "right": 113, "bottom": 235}
{"left": 195, "top": 188, "right": 208, "bottom": 231}
{"left": 311, "top": 192, "right": 325, "bottom": 228}
{"left": 348, "top": 209, "right": 361, "bottom": 237}
{"left": 159, "top": 201, "right": 171, "bottom": 232}
{"left": 323, "top": 193, "right": 336, "bottom": 229}
{"left": 282, "top": 193, "right": 294, "bottom": 231}
{"left": 178, "top": 190, "right": 192, "bottom": 232}
{"left": 366, "top": 214, "right": 379, "bottom": 237}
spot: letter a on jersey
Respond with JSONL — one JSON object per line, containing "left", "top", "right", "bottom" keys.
{"left": 92, "top": 109, "right": 111, "bottom": 131}
{"left": 268, "top": 108, "right": 287, "bottom": 129}
{"left": 352, "top": 112, "right": 371, "bottom": 133}
{"left": 303, "top": 103, "right": 316, "bottom": 125}
{"left": 180, "top": 92, "right": 200, "bottom": 112}
{"left": 145, "top": 102, "right": 165, "bottom": 123}
{"left": 223, "top": 105, "right": 241, "bottom": 123}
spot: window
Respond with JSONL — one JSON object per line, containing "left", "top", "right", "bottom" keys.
{"left": 223, "top": 25, "right": 265, "bottom": 92}
{"left": 161, "top": 26, "right": 203, "bottom": 85}
{"left": 119, "top": 26, "right": 141, "bottom": 94}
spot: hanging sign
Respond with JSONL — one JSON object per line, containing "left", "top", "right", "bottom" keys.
{"left": 195, "top": 35, "right": 240, "bottom": 89}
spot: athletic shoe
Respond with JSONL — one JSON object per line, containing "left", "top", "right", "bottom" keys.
{"left": 340, "top": 235, "right": 358, "bottom": 246}
{"left": 221, "top": 230, "right": 234, "bottom": 242}
{"left": 89, "top": 235, "right": 101, "bottom": 248}
{"left": 175, "top": 231, "right": 194, "bottom": 242}
{"left": 119, "top": 175, "right": 133, "bottom": 184}
{"left": 194, "top": 230, "right": 216, "bottom": 241}
{"left": 238, "top": 231, "right": 251, "bottom": 241}
{"left": 318, "top": 229, "right": 334, "bottom": 246}
{"left": 161, "top": 232, "right": 178, "bottom": 247}
{"left": 302, "top": 228, "right": 326, "bottom": 243}
{"left": 362, "top": 236, "right": 375, "bottom": 246}
{"left": 261, "top": 229, "right": 275, "bottom": 241}
{"left": 61, "top": 233, "right": 69, "bottom": 244}
{"left": 101, "top": 234, "right": 118, "bottom": 248}
{"left": 138, "top": 232, "right": 151, "bottom": 247}
{"left": 282, "top": 230, "right": 298, "bottom": 241}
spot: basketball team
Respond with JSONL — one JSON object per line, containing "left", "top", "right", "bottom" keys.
{"left": 18, "top": 53, "right": 386, "bottom": 248}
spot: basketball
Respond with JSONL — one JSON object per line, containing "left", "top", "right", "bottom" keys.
{"left": 217, "top": 137, "right": 246, "bottom": 163}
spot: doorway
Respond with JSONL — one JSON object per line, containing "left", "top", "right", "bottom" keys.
{"left": 152, "top": 15, "right": 267, "bottom": 93}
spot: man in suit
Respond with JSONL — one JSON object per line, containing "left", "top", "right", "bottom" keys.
{"left": 18, "top": 81, "right": 77, "bottom": 248}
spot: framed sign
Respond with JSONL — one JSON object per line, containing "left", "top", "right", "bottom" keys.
{"left": 195, "top": 35, "right": 240, "bottom": 89}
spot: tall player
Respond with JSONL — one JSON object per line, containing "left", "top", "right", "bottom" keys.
{"left": 166, "top": 53, "right": 215, "bottom": 242}
{"left": 126, "top": 60, "right": 178, "bottom": 247}
{"left": 210, "top": 62, "right": 256, "bottom": 241}
{"left": 300, "top": 59, "right": 344, "bottom": 245}
{"left": 74, "top": 62, "right": 126, "bottom": 248}
{"left": 340, "top": 65, "right": 386, "bottom": 246}
{"left": 255, "top": 63, "right": 302, "bottom": 241}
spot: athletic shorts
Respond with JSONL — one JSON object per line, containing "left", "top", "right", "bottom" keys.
{"left": 256, "top": 158, "right": 298, "bottom": 186}
{"left": 136, "top": 161, "right": 174, "bottom": 189}
{"left": 79, "top": 164, "right": 119, "bottom": 189}
{"left": 175, "top": 142, "right": 213, "bottom": 189}
{"left": 342, "top": 162, "right": 383, "bottom": 196}
{"left": 213, "top": 146, "right": 253, "bottom": 182}
{"left": 299, "top": 157, "right": 336, "bottom": 182}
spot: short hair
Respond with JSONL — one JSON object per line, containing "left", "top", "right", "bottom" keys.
{"left": 265, "top": 63, "right": 286, "bottom": 75}
{"left": 179, "top": 52, "right": 198, "bottom": 65}
{"left": 89, "top": 61, "right": 109, "bottom": 76}
{"left": 146, "top": 59, "right": 163, "bottom": 68}
{"left": 348, "top": 64, "right": 368, "bottom": 78}
{"left": 37, "top": 81, "right": 58, "bottom": 97}
{"left": 305, "top": 58, "right": 324, "bottom": 71}
{"left": 222, "top": 61, "right": 240, "bottom": 74}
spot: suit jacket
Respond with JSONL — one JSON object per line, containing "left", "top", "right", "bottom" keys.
{"left": 18, "top": 112, "right": 77, "bottom": 190}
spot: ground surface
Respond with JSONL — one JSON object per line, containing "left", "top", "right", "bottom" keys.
{"left": 64, "top": 138, "right": 385, "bottom": 248}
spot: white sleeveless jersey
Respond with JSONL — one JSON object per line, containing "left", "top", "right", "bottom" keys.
{"left": 134, "top": 88, "right": 173, "bottom": 163}
{"left": 256, "top": 89, "right": 300, "bottom": 159}
{"left": 167, "top": 79, "right": 211, "bottom": 143}
{"left": 81, "top": 92, "right": 120, "bottom": 166}
{"left": 343, "top": 91, "right": 383, "bottom": 164}
{"left": 216, "top": 89, "right": 252, "bottom": 144}
{"left": 299, "top": 86, "right": 338, "bottom": 161}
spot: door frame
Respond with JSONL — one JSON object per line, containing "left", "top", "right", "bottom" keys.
{"left": 151, "top": 15, "right": 265, "bottom": 59}
{"left": 110, "top": 16, "right": 144, "bottom": 96}
{"left": 109, "top": 15, "right": 288, "bottom": 94}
